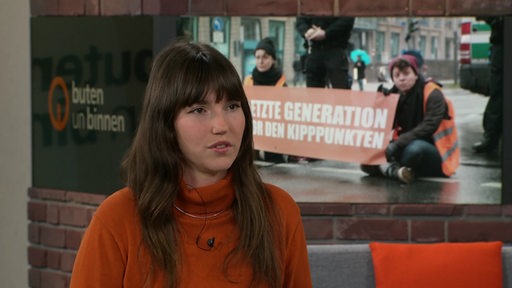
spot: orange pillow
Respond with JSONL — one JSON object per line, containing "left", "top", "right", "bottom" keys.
{"left": 369, "top": 241, "right": 503, "bottom": 288}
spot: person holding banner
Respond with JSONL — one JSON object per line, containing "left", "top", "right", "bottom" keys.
{"left": 361, "top": 54, "right": 460, "bottom": 184}
{"left": 244, "top": 37, "right": 288, "bottom": 163}
{"left": 71, "top": 40, "right": 312, "bottom": 288}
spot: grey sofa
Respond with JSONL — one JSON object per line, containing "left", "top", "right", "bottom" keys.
{"left": 307, "top": 244, "right": 512, "bottom": 288}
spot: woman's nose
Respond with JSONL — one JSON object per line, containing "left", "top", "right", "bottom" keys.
{"left": 211, "top": 112, "right": 228, "bottom": 134}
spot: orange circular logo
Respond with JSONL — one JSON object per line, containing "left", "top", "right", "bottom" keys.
{"left": 48, "top": 76, "right": 70, "bottom": 131}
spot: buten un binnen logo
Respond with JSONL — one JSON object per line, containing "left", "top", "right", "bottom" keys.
{"left": 46, "top": 76, "right": 126, "bottom": 133}
{"left": 48, "top": 76, "right": 70, "bottom": 131}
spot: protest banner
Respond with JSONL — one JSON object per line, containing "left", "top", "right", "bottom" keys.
{"left": 245, "top": 86, "right": 399, "bottom": 165}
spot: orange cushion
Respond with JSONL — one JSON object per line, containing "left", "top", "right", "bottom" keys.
{"left": 369, "top": 241, "right": 503, "bottom": 288}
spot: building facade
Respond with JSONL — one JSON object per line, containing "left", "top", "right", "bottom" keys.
{"left": 178, "top": 16, "right": 460, "bottom": 83}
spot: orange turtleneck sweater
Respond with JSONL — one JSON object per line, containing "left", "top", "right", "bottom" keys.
{"left": 70, "top": 174, "right": 312, "bottom": 287}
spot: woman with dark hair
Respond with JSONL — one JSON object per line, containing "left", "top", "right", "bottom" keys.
{"left": 361, "top": 54, "right": 459, "bottom": 184}
{"left": 70, "top": 40, "right": 312, "bottom": 288}
{"left": 243, "top": 37, "right": 286, "bottom": 87}
{"left": 244, "top": 37, "right": 287, "bottom": 163}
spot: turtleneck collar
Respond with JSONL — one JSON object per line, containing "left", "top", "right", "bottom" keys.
{"left": 175, "top": 172, "right": 235, "bottom": 215}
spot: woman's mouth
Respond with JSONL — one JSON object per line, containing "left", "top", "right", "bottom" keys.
{"left": 209, "top": 142, "right": 232, "bottom": 152}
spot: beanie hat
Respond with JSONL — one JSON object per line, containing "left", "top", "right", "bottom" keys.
{"left": 389, "top": 54, "right": 419, "bottom": 79}
{"left": 402, "top": 50, "right": 424, "bottom": 69}
{"left": 255, "top": 37, "right": 276, "bottom": 60}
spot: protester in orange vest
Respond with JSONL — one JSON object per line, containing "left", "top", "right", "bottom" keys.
{"left": 361, "top": 54, "right": 460, "bottom": 184}
{"left": 70, "top": 41, "right": 312, "bottom": 288}
{"left": 243, "top": 37, "right": 286, "bottom": 87}
{"left": 244, "top": 37, "right": 287, "bottom": 163}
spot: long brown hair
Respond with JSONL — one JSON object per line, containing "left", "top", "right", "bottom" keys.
{"left": 121, "top": 40, "right": 283, "bottom": 287}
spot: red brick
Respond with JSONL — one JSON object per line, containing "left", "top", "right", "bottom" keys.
{"left": 298, "top": 203, "right": 352, "bottom": 216}
{"left": 61, "top": 251, "right": 76, "bottom": 272}
{"left": 47, "top": 203, "right": 59, "bottom": 225}
{"left": 66, "top": 229, "right": 85, "bottom": 250}
{"left": 59, "top": 0, "right": 85, "bottom": 15}
{"left": 227, "top": 0, "right": 297, "bottom": 16}
{"left": 302, "top": 218, "right": 334, "bottom": 240}
{"left": 142, "top": 0, "right": 160, "bottom": 14}
{"left": 85, "top": 0, "right": 100, "bottom": 15}
{"left": 31, "top": 188, "right": 67, "bottom": 201}
{"left": 301, "top": 0, "right": 334, "bottom": 16}
{"left": 335, "top": 218, "right": 408, "bottom": 241}
{"left": 448, "top": 220, "right": 512, "bottom": 242}
{"left": 452, "top": 205, "right": 465, "bottom": 216}
{"left": 66, "top": 274, "right": 72, "bottom": 288}
{"left": 447, "top": 0, "right": 511, "bottom": 16}
{"left": 411, "top": 220, "right": 445, "bottom": 242}
{"left": 189, "top": 0, "right": 225, "bottom": 15}
{"left": 339, "top": 0, "right": 409, "bottom": 16}
{"left": 142, "top": 0, "right": 188, "bottom": 15}
{"left": 59, "top": 205, "right": 89, "bottom": 227}
{"left": 41, "top": 226, "right": 66, "bottom": 248}
{"left": 28, "top": 187, "right": 38, "bottom": 199}
{"left": 86, "top": 207, "right": 97, "bottom": 224}
{"left": 503, "top": 205, "right": 512, "bottom": 217}
{"left": 355, "top": 204, "right": 389, "bottom": 215}
{"left": 410, "top": 0, "right": 445, "bottom": 16}
{"left": 67, "top": 191, "right": 106, "bottom": 206}
{"left": 29, "top": 223, "right": 41, "bottom": 244}
{"left": 464, "top": 205, "right": 502, "bottom": 216}
{"left": 101, "top": 0, "right": 142, "bottom": 15}
{"left": 46, "top": 250, "right": 61, "bottom": 270}
{"left": 28, "top": 246, "right": 46, "bottom": 268}
{"left": 28, "top": 201, "right": 47, "bottom": 222}
{"left": 41, "top": 270, "right": 67, "bottom": 288}
{"left": 28, "top": 268, "right": 41, "bottom": 288}
{"left": 28, "top": 246, "right": 47, "bottom": 268}
{"left": 30, "top": 0, "right": 59, "bottom": 16}
{"left": 392, "top": 204, "right": 456, "bottom": 216}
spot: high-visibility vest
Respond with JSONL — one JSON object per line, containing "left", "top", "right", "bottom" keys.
{"left": 424, "top": 82, "right": 460, "bottom": 176}
{"left": 243, "top": 74, "right": 286, "bottom": 87}
{"left": 392, "top": 81, "right": 460, "bottom": 176}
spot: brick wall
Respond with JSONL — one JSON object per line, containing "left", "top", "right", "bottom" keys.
{"left": 27, "top": 187, "right": 512, "bottom": 287}
{"left": 29, "top": 0, "right": 512, "bottom": 17}
{"left": 301, "top": 203, "right": 512, "bottom": 243}
{"left": 27, "top": 188, "right": 104, "bottom": 288}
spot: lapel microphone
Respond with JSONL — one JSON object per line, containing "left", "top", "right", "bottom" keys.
{"left": 207, "top": 237, "right": 215, "bottom": 248}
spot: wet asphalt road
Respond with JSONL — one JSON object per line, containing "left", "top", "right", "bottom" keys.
{"left": 256, "top": 82, "right": 502, "bottom": 205}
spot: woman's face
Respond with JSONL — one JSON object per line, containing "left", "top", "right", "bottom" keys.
{"left": 175, "top": 91, "right": 245, "bottom": 186}
{"left": 255, "top": 49, "right": 274, "bottom": 72}
{"left": 392, "top": 66, "right": 418, "bottom": 93}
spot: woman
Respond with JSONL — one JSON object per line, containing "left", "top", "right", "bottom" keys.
{"left": 361, "top": 54, "right": 459, "bottom": 184}
{"left": 244, "top": 37, "right": 286, "bottom": 87}
{"left": 70, "top": 40, "right": 312, "bottom": 287}
{"left": 244, "top": 37, "right": 287, "bottom": 163}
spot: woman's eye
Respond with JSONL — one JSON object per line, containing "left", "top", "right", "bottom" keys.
{"left": 189, "top": 107, "right": 206, "bottom": 114}
{"left": 227, "top": 102, "right": 241, "bottom": 110}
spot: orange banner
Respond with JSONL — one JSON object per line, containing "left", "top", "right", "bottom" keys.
{"left": 244, "top": 86, "right": 399, "bottom": 165}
